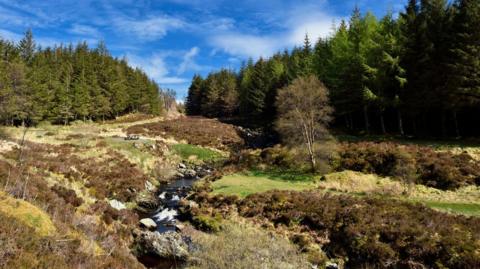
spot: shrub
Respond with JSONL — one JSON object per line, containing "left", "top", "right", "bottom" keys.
{"left": 51, "top": 185, "right": 84, "bottom": 207}
{"left": 336, "top": 142, "right": 480, "bottom": 190}
{"left": 231, "top": 190, "right": 480, "bottom": 268}
{"left": 126, "top": 117, "right": 244, "bottom": 150}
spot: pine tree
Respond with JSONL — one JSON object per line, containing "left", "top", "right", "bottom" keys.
{"left": 18, "top": 29, "right": 36, "bottom": 65}
{"left": 446, "top": 0, "right": 480, "bottom": 136}
{"left": 185, "top": 74, "right": 204, "bottom": 115}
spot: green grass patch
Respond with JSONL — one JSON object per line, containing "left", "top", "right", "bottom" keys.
{"left": 104, "top": 137, "right": 156, "bottom": 172}
{"left": 172, "top": 143, "right": 224, "bottom": 162}
{"left": 211, "top": 170, "right": 319, "bottom": 198}
{"left": 422, "top": 201, "right": 480, "bottom": 216}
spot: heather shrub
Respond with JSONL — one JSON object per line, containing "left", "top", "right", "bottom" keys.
{"left": 51, "top": 184, "right": 84, "bottom": 207}
{"left": 232, "top": 190, "right": 480, "bottom": 268}
{"left": 336, "top": 142, "right": 480, "bottom": 190}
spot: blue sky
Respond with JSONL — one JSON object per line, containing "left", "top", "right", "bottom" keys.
{"left": 0, "top": 0, "right": 406, "bottom": 101}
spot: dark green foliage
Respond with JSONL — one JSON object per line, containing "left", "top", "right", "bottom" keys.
{"left": 336, "top": 142, "right": 480, "bottom": 190}
{"left": 186, "top": 2, "right": 480, "bottom": 137}
{"left": 0, "top": 31, "right": 165, "bottom": 125}
{"left": 234, "top": 191, "right": 480, "bottom": 268}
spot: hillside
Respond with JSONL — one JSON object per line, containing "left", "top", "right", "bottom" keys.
{"left": 1, "top": 115, "right": 479, "bottom": 268}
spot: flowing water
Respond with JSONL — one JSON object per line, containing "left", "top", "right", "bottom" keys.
{"left": 151, "top": 177, "right": 198, "bottom": 232}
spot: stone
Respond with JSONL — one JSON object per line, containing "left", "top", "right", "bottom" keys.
{"left": 184, "top": 169, "right": 197, "bottom": 179}
{"left": 326, "top": 262, "right": 339, "bottom": 269}
{"left": 145, "top": 181, "right": 155, "bottom": 192}
{"left": 178, "top": 163, "right": 187, "bottom": 169}
{"left": 140, "top": 218, "right": 157, "bottom": 230}
{"left": 136, "top": 193, "right": 160, "bottom": 214}
{"left": 133, "top": 142, "right": 143, "bottom": 149}
{"left": 134, "top": 230, "right": 190, "bottom": 260}
{"left": 175, "top": 223, "right": 185, "bottom": 232}
{"left": 109, "top": 199, "right": 126, "bottom": 210}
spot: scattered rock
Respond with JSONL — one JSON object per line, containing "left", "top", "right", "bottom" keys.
{"left": 326, "top": 262, "right": 339, "bottom": 269}
{"left": 140, "top": 218, "right": 157, "bottom": 230}
{"left": 184, "top": 169, "right": 197, "bottom": 179}
{"left": 109, "top": 199, "right": 127, "bottom": 210}
{"left": 134, "top": 230, "right": 191, "bottom": 260}
{"left": 145, "top": 181, "right": 155, "bottom": 192}
{"left": 175, "top": 223, "right": 185, "bottom": 232}
{"left": 178, "top": 163, "right": 187, "bottom": 169}
{"left": 136, "top": 193, "right": 160, "bottom": 214}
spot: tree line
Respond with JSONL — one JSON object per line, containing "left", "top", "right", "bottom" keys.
{"left": 186, "top": 0, "right": 480, "bottom": 137}
{"left": 0, "top": 30, "right": 170, "bottom": 126}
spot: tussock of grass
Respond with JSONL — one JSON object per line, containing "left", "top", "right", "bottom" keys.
{"left": 172, "top": 143, "right": 224, "bottom": 162}
{"left": 321, "top": 171, "right": 404, "bottom": 195}
{"left": 320, "top": 171, "right": 480, "bottom": 216}
{"left": 0, "top": 191, "right": 56, "bottom": 236}
{"left": 104, "top": 137, "right": 157, "bottom": 173}
{"left": 187, "top": 222, "right": 310, "bottom": 269}
{"left": 211, "top": 171, "right": 319, "bottom": 197}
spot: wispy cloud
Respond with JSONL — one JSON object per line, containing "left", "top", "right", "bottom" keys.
{"left": 69, "top": 24, "right": 100, "bottom": 38}
{"left": 114, "top": 16, "right": 186, "bottom": 41}
{"left": 0, "top": 28, "right": 22, "bottom": 42}
{"left": 177, "top": 47, "right": 202, "bottom": 75}
{"left": 126, "top": 53, "right": 188, "bottom": 85}
{"left": 204, "top": 2, "right": 339, "bottom": 59}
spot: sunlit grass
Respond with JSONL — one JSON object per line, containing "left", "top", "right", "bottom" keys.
{"left": 211, "top": 170, "right": 319, "bottom": 198}
{"left": 172, "top": 143, "right": 225, "bottom": 162}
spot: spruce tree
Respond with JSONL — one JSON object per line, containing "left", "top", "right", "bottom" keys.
{"left": 18, "top": 29, "right": 35, "bottom": 65}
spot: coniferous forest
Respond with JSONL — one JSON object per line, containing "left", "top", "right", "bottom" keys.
{"left": 186, "top": 0, "right": 480, "bottom": 137}
{"left": 0, "top": 30, "right": 172, "bottom": 126}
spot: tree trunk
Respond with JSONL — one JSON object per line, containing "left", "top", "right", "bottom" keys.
{"left": 363, "top": 106, "right": 370, "bottom": 134}
{"left": 309, "top": 153, "right": 316, "bottom": 172}
{"left": 348, "top": 114, "right": 354, "bottom": 130}
{"left": 380, "top": 113, "right": 386, "bottom": 134}
{"left": 441, "top": 110, "right": 447, "bottom": 138}
{"left": 397, "top": 110, "right": 405, "bottom": 136}
{"left": 453, "top": 110, "right": 460, "bottom": 138}
{"left": 413, "top": 117, "right": 418, "bottom": 137}
{"left": 344, "top": 115, "right": 350, "bottom": 130}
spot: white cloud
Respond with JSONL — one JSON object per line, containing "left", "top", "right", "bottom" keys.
{"left": 210, "top": 34, "right": 281, "bottom": 59}
{"left": 115, "top": 16, "right": 185, "bottom": 41}
{"left": 69, "top": 24, "right": 100, "bottom": 37}
{"left": 126, "top": 53, "right": 188, "bottom": 85}
{"left": 286, "top": 13, "right": 338, "bottom": 45}
{"left": 206, "top": 3, "right": 340, "bottom": 59}
{"left": 0, "top": 29, "right": 22, "bottom": 42}
{"left": 177, "top": 47, "right": 201, "bottom": 74}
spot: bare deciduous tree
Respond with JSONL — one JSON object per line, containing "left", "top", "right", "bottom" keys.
{"left": 275, "top": 75, "right": 333, "bottom": 171}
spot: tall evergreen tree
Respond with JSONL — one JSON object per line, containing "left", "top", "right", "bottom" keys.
{"left": 18, "top": 29, "right": 35, "bottom": 65}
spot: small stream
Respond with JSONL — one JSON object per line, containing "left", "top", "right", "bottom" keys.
{"left": 152, "top": 177, "right": 198, "bottom": 233}
{"left": 136, "top": 164, "right": 212, "bottom": 269}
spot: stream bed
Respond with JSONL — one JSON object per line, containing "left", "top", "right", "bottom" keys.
{"left": 136, "top": 164, "right": 212, "bottom": 269}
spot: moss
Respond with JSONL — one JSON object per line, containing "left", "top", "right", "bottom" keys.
{"left": 192, "top": 213, "right": 223, "bottom": 232}
{"left": 0, "top": 191, "right": 56, "bottom": 236}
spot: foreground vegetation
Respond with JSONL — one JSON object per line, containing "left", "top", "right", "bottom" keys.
{"left": 0, "top": 115, "right": 236, "bottom": 268}
{"left": 191, "top": 188, "right": 480, "bottom": 268}
{"left": 2, "top": 115, "right": 480, "bottom": 268}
